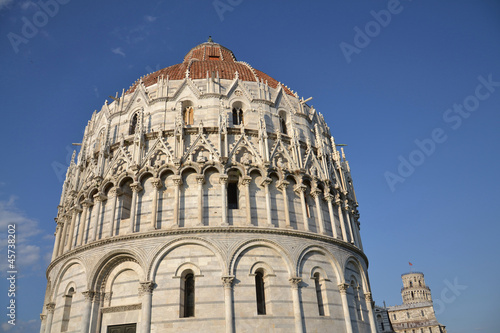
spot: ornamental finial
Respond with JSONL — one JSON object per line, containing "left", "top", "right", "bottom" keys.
{"left": 208, "top": 36, "right": 213, "bottom": 43}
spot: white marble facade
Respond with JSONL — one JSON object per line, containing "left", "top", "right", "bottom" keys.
{"left": 41, "top": 41, "right": 377, "bottom": 333}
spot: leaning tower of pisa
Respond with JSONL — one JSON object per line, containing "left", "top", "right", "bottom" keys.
{"left": 40, "top": 39, "right": 377, "bottom": 333}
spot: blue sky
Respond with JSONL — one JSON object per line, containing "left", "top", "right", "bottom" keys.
{"left": 0, "top": 0, "right": 499, "bottom": 332}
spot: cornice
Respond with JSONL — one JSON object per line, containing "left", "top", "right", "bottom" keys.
{"left": 46, "top": 226, "right": 368, "bottom": 275}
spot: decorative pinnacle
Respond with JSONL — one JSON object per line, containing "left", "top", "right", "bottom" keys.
{"left": 208, "top": 36, "right": 213, "bottom": 43}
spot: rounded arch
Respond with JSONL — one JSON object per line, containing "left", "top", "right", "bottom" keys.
{"left": 89, "top": 250, "right": 145, "bottom": 291}
{"left": 104, "top": 261, "right": 144, "bottom": 293}
{"left": 129, "top": 110, "right": 140, "bottom": 135}
{"left": 117, "top": 175, "right": 134, "bottom": 187}
{"left": 247, "top": 167, "right": 266, "bottom": 178}
{"left": 173, "top": 262, "right": 203, "bottom": 278}
{"left": 229, "top": 99, "right": 247, "bottom": 110}
{"left": 229, "top": 238, "right": 293, "bottom": 276}
{"left": 138, "top": 170, "right": 155, "bottom": 183}
{"left": 149, "top": 237, "right": 226, "bottom": 280}
{"left": 179, "top": 165, "right": 201, "bottom": 176}
{"left": 181, "top": 100, "right": 195, "bottom": 125}
{"left": 76, "top": 193, "right": 86, "bottom": 204}
{"left": 267, "top": 170, "right": 283, "bottom": 182}
{"left": 50, "top": 258, "right": 87, "bottom": 300}
{"left": 230, "top": 100, "right": 246, "bottom": 126}
{"left": 249, "top": 261, "right": 275, "bottom": 276}
{"left": 301, "top": 176, "right": 314, "bottom": 187}
{"left": 310, "top": 266, "right": 329, "bottom": 281}
{"left": 101, "top": 180, "right": 115, "bottom": 194}
{"left": 201, "top": 164, "right": 223, "bottom": 175}
{"left": 226, "top": 166, "right": 245, "bottom": 179}
{"left": 64, "top": 281, "right": 77, "bottom": 296}
{"left": 343, "top": 256, "right": 370, "bottom": 292}
{"left": 278, "top": 109, "right": 288, "bottom": 134}
{"left": 285, "top": 173, "right": 300, "bottom": 186}
{"left": 158, "top": 167, "right": 177, "bottom": 178}
{"left": 296, "top": 245, "right": 342, "bottom": 283}
{"left": 85, "top": 187, "right": 99, "bottom": 202}
{"left": 276, "top": 107, "right": 289, "bottom": 116}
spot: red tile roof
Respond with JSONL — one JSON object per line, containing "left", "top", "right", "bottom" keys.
{"left": 127, "top": 42, "right": 294, "bottom": 96}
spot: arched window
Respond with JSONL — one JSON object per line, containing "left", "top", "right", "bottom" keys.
{"left": 411, "top": 291, "right": 414, "bottom": 299}
{"left": 180, "top": 271, "right": 195, "bottom": 317}
{"left": 351, "top": 280, "right": 363, "bottom": 320}
{"left": 255, "top": 270, "right": 266, "bottom": 315}
{"left": 393, "top": 314, "right": 396, "bottom": 320}
{"left": 120, "top": 179, "right": 133, "bottom": 220}
{"left": 61, "top": 287, "right": 75, "bottom": 332}
{"left": 184, "top": 106, "right": 194, "bottom": 125}
{"left": 279, "top": 112, "right": 287, "bottom": 135}
{"left": 410, "top": 281, "right": 413, "bottom": 287}
{"left": 129, "top": 113, "right": 138, "bottom": 135}
{"left": 232, "top": 107, "right": 244, "bottom": 125}
{"left": 421, "top": 310, "right": 425, "bottom": 317}
{"left": 314, "top": 272, "right": 325, "bottom": 316}
{"left": 227, "top": 182, "right": 238, "bottom": 209}
{"left": 407, "top": 311, "right": 410, "bottom": 318}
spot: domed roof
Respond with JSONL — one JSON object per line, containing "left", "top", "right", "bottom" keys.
{"left": 127, "top": 40, "right": 294, "bottom": 96}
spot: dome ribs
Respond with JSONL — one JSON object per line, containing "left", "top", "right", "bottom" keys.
{"left": 126, "top": 42, "right": 293, "bottom": 96}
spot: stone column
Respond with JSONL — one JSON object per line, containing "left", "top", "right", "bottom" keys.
{"left": 335, "top": 199, "right": 348, "bottom": 242}
{"left": 196, "top": 175, "right": 205, "bottom": 226}
{"left": 221, "top": 276, "right": 235, "bottom": 333}
{"left": 339, "top": 283, "right": 353, "bottom": 333}
{"left": 261, "top": 177, "right": 273, "bottom": 227}
{"left": 108, "top": 187, "right": 121, "bottom": 237}
{"left": 277, "top": 180, "right": 291, "bottom": 228}
{"left": 294, "top": 184, "right": 309, "bottom": 231}
{"left": 310, "top": 188, "right": 326, "bottom": 234}
{"left": 242, "top": 176, "right": 252, "bottom": 225}
{"left": 139, "top": 281, "right": 155, "bottom": 333}
{"left": 77, "top": 200, "right": 92, "bottom": 246}
{"left": 80, "top": 291, "right": 95, "bottom": 333}
{"left": 364, "top": 292, "right": 377, "bottom": 333}
{"left": 91, "top": 192, "right": 107, "bottom": 241}
{"left": 289, "top": 277, "right": 304, "bottom": 333}
{"left": 89, "top": 292, "right": 101, "bottom": 333}
{"left": 219, "top": 175, "right": 228, "bottom": 226}
{"left": 40, "top": 314, "right": 46, "bottom": 333}
{"left": 172, "top": 176, "right": 182, "bottom": 228}
{"left": 129, "top": 182, "right": 143, "bottom": 233}
{"left": 51, "top": 222, "right": 63, "bottom": 260}
{"left": 344, "top": 203, "right": 356, "bottom": 245}
{"left": 66, "top": 205, "right": 82, "bottom": 251}
{"left": 43, "top": 303, "right": 55, "bottom": 333}
{"left": 58, "top": 217, "right": 69, "bottom": 256}
{"left": 325, "top": 194, "right": 338, "bottom": 238}
{"left": 354, "top": 216, "right": 364, "bottom": 251}
{"left": 151, "top": 178, "right": 163, "bottom": 230}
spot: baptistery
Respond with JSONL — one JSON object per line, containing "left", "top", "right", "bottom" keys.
{"left": 41, "top": 39, "right": 377, "bottom": 333}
